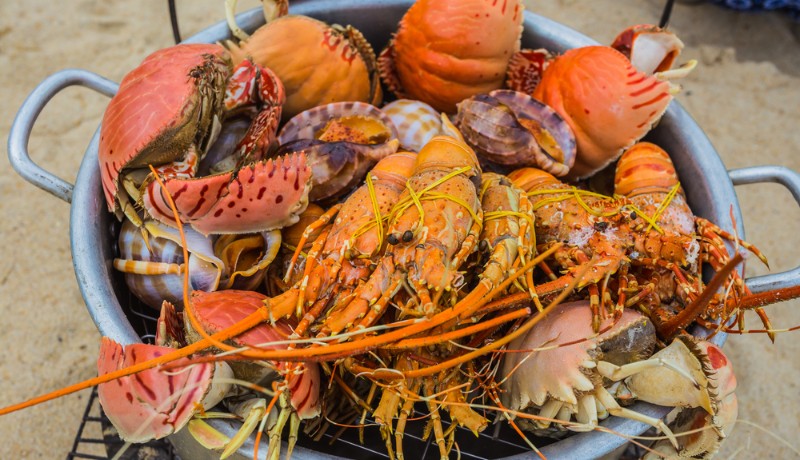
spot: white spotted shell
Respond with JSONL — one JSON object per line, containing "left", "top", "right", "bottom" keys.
{"left": 381, "top": 99, "right": 442, "bottom": 152}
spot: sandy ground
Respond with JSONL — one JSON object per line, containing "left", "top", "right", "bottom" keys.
{"left": 0, "top": 0, "right": 798, "bottom": 458}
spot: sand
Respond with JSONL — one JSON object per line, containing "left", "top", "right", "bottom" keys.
{"left": 0, "top": 0, "right": 798, "bottom": 458}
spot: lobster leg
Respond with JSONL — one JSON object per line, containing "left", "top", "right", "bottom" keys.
{"left": 320, "top": 260, "right": 402, "bottom": 337}
{"left": 285, "top": 203, "right": 342, "bottom": 281}
{"left": 395, "top": 379, "right": 421, "bottom": 460}
{"left": 655, "top": 254, "right": 743, "bottom": 340}
{"left": 696, "top": 217, "right": 769, "bottom": 267}
{"left": 440, "top": 373, "right": 488, "bottom": 435}
{"left": 423, "top": 381, "right": 449, "bottom": 459}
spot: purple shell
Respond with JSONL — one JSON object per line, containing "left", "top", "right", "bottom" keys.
{"left": 454, "top": 90, "right": 576, "bottom": 177}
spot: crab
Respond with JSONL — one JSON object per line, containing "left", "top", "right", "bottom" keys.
{"left": 98, "top": 43, "right": 311, "bottom": 236}
{"left": 643, "top": 340, "right": 738, "bottom": 459}
{"left": 500, "top": 301, "right": 726, "bottom": 449}
{"left": 96, "top": 304, "right": 234, "bottom": 443}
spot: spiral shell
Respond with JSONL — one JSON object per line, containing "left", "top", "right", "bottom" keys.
{"left": 381, "top": 99, "right": 442, "bottom": 152}
{"left": 214, "top": 230, "right": 282, "bottom": 291}
{"left": 455, "top": 90, "right": 576, "bottom": 176}
{"left": 277, "top": 102, "right": 401, "bottom": 202}
{"left": 115, "top": 220, "right": 223, "bottom": 310}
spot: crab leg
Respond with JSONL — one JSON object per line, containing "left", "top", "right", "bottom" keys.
{"left": 595, "top": 386, "right": 679, "bottom": 449}
{"left": 571, "top": 394, "right": 599, "bottom": 431}
{"left": 535, "top": 399, "right": 564, "bottom": 429}
{"left": 595, "top": 358, "right": 698, "bottom": 388}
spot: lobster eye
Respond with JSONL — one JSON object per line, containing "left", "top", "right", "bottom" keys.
{"left": 479, "top": 240, "right": 489, "bottom": 252}
{"left": 387, "top": 234, "right": 399, "bottom": 245}
{"left": 402, "top": 230, "right": 414, "bottom": 242}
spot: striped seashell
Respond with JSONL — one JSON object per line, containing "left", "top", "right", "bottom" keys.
{"left": 276, "top": 101, "right": 401, "bottom": 202}
{"left": 454, "top": 89, "right": 576, "bottom": 176}
{"left": 115, "top": 220, "right": 224, "bottom": 310}
{"left": 277, "top": 101, "right": 398, "bottom": 144}
{"left": 381, "top": 99, "right": 442, "bottom": 152}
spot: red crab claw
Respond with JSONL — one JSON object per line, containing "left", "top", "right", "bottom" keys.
{"left": 143, "top": 152, "right": 311, "bottom": 235}
{"left": 225, "top": 60, "right": 287, "bottom": 165}
{"left": 97, "top": 337, "right": 233, "bottom": 443}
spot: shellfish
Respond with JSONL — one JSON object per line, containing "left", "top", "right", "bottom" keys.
{"left": 378, "top": 0, "right": 524, "bottom": 113}
{"left": 455, "top": 89, "right": 576, "bottom": 176}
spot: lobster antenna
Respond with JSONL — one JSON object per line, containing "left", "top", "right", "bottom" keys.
{"left": 659, "top": 0, "right": 676, "bottom": 28}
{"left": 168, "top": 0, "right": 182, "bottom": 44}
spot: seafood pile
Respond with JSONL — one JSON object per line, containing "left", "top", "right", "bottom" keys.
{"left": 3, "top": 2, "right": 798, "bottom": 460}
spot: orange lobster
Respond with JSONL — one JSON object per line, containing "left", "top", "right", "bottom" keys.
{"left": 614, "top": 142, "right": 773, "bottom": 340}
{"left": 508, "top": 166, "right": 633, "bottom": 330}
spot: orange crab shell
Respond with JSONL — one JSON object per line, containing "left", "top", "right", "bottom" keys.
{"left": 533, "top": 46, "right": 674, "bottom": 180}
{"left": 225, "top": 15, "right": 379, "bottom": 120}
{"left": 384, "top": 0, "right": 524, "bottom": 113}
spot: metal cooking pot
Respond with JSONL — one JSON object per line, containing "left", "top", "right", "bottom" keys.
{"left": 8, "top": 1, "right": 800, "bottom": 459}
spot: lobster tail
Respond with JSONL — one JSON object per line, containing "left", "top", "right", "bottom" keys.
{"left": 614, "top": 142, "right": 681, "bottom": 197}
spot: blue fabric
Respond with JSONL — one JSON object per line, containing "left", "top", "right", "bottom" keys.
{"left": 713, "top": 0, "right": 800, "bottom": 19}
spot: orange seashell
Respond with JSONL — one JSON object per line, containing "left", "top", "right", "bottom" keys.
{"left": 225, "top": 15, "right": 380, "bottom": 120}
{"left": 533, "top": 46, "right": 674, "bottom": 179}
{"left": 611, "top": 24, "right": 684, "bottom": 75}
{"left": 380, "top": 0, "right": 524, "bottom": 113}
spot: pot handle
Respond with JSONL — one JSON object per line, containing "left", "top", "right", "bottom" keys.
{"left": 7, "top": 69, "right": 118, "bottom": 203}
{"left": 728, "top": 165, "right": 800, "bottom": 293}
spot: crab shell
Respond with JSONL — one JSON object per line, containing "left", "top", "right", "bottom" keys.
{"left": 143, "top": 152, "right": 311, "bottom": 236}
{"left": 381, "top": 99, "right": 442, "bottom": 152}
{"left": 97, "top": 337, "right": 233, "bottom": 443}
{"left": 276, "top": 101, "right": 400, "bottom": 202}
{"left": 99, "top": 44, "right": 230, "bottom": 214}
{"left": 379, "top": 0, "right": 524, "bottom": 113}
{"left": 225, "top": 15, "right": 380, "bottom": 120}
{"left": 501, "top": 301, "right": 655, "bottom": 409}
{"left": 643, "top": 341, "right": 738, "bottom": 459}
{"left": 532, "top": 46, "right": 674, "bottom": 179}
{"left": 185, "top": 290, "right": 321, "bottom": 419}
{"left": 454, "top": 89, "right": 576, "bottom": 176}
{"left": 116, "top": 220, "right": 223, "bottom": 310}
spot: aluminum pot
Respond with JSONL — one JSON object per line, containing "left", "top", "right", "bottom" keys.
{"left": 8, "top": 1, "right": 800, "bottom": 459}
